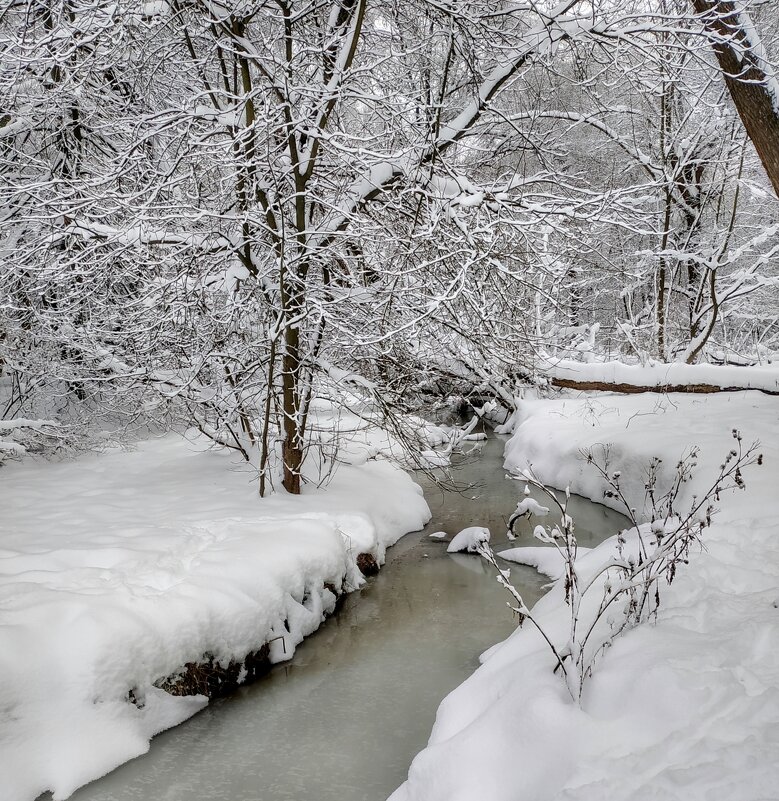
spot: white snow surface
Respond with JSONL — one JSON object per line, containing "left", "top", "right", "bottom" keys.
{"left": 0, "top": 433, "right": 430, "bottom": 801}
{"left": 446, "top": 527, "right": 491, "bottom": 554}
{"left": 391, "top": 391, "right": 779, "bottom": 801}
{"left": 499, "top": 545, "right": 592, "bottom": 581}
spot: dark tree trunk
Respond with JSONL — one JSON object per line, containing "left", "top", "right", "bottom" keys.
{"left": 281, "top": 318, "right": 303, "bottom": 495}
{"left": 693, "top": 0, "right": 779, "bottom": 198}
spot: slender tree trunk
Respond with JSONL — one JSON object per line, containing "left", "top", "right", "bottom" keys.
{"left": 281, "top": 350, "right": 303, "bottom": 493}
{"left": 258, "top": 337, "right": 277, "bottom": 498}
{"left": 281, "top": 285, "right": 304, "bottom": 495}
{"left": 693, "top": 0, "right": 779, "bottom": 197}
{"left": 657, "top": 191, "right": 672, "bottom": 359}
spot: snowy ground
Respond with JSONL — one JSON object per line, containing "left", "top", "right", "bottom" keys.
{"left": 0, "top": 429, "right": 430, "bottom": 801}
{"left": 391, "top": 391, "right": 779, "bottom": 801}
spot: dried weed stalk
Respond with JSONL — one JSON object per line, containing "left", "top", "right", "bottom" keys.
{"left": 478, "top": 430, "right": 761, "bottom": 702}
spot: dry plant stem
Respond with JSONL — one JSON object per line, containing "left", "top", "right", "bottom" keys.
{"left": 477, "top": 543, "right": 575, "bottom": 701}
{"left": 507, "top": 471, "right": 583, "bottom": 665}
{"left": 484, "top": 431, "right": 760, "bottom": 702}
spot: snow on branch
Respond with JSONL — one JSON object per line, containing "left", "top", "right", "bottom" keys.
{"left": 314, "top": 0, "right": 591, "bottom": 248}
{"left": 58, "top": 220, "right": 234, "bottom": 251}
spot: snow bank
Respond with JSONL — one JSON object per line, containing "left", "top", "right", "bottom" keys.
{"left": 0, "top": 434, "right": 429, "bottom": 800}
{"left": 499, "top": 545, "right": 591, "bottom": 580}
{"left": 392, "top": 392, "right": 779, "bottom": 801}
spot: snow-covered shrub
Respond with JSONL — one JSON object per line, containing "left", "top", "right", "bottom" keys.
{"left": 478, "top": 431, "right": 761, "bottom": 702}
{"left": 0, "top": 418, "right": 62, "bottom": 465}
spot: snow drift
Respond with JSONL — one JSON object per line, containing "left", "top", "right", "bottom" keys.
{"left": 0, "top": 433, "right": 430, "bottom": 800}
{"left": 392, "top": 391, "right": 779, "bottom": 801}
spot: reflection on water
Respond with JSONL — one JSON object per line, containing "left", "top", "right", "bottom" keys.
{"left": 68, "top": 436, "right": 629, "bottom": 801}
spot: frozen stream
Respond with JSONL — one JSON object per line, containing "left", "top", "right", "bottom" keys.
{"left": 66, "top": 435, "right": 629, "bottom": 801}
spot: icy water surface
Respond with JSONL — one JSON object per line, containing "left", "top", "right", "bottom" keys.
{"left": 67, "top": 436, "right": 629, "bottom": 801}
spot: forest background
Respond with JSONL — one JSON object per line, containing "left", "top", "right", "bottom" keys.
{"left": 2, "top": 0, "right": 778, "bottom": 487}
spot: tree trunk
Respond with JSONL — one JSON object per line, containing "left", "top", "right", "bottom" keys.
{"left": 693, "top": 0, "right": 779, "bottom": 198}
{"left": 281, "top": 315, "right": 303, "bottom": 495}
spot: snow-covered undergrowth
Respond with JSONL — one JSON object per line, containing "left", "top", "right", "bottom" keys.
{"left": 304, "top": 396, "right": 488, "bottom": 476}
{"left": 1, "top": 429, "right": 430, "bottom": 801}
{"left": 304, "top": 399, "right": 452, "bottom": 472}
{"left": 392, "top": 391, "right": 779, "bottom": 801}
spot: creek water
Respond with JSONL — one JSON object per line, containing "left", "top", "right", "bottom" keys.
{"left": 67, "top": 435, "right": 629, "bottom": 801}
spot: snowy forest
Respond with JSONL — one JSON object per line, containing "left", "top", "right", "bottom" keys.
{"left": 2, "top": 1, "right": 779, "bottom": 800}
{"left": 3, "top": 0, "right": 778, "bottom": 477}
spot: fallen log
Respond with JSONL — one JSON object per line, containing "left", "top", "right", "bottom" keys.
{"left": 551, "top": 377, "right": 779, "bottom": 396}
{"left": 540, "top": 358, "right": 779, "bottom": 397}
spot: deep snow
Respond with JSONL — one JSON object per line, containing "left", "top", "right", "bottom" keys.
{"left": 391, "top": 391, "right": 779, "bottom": 801}
{"left": 5, "top": 390, "right": 778, "bottom": 801}
{"left": 0, "top": 431, "right": 430, "bottom": 801}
